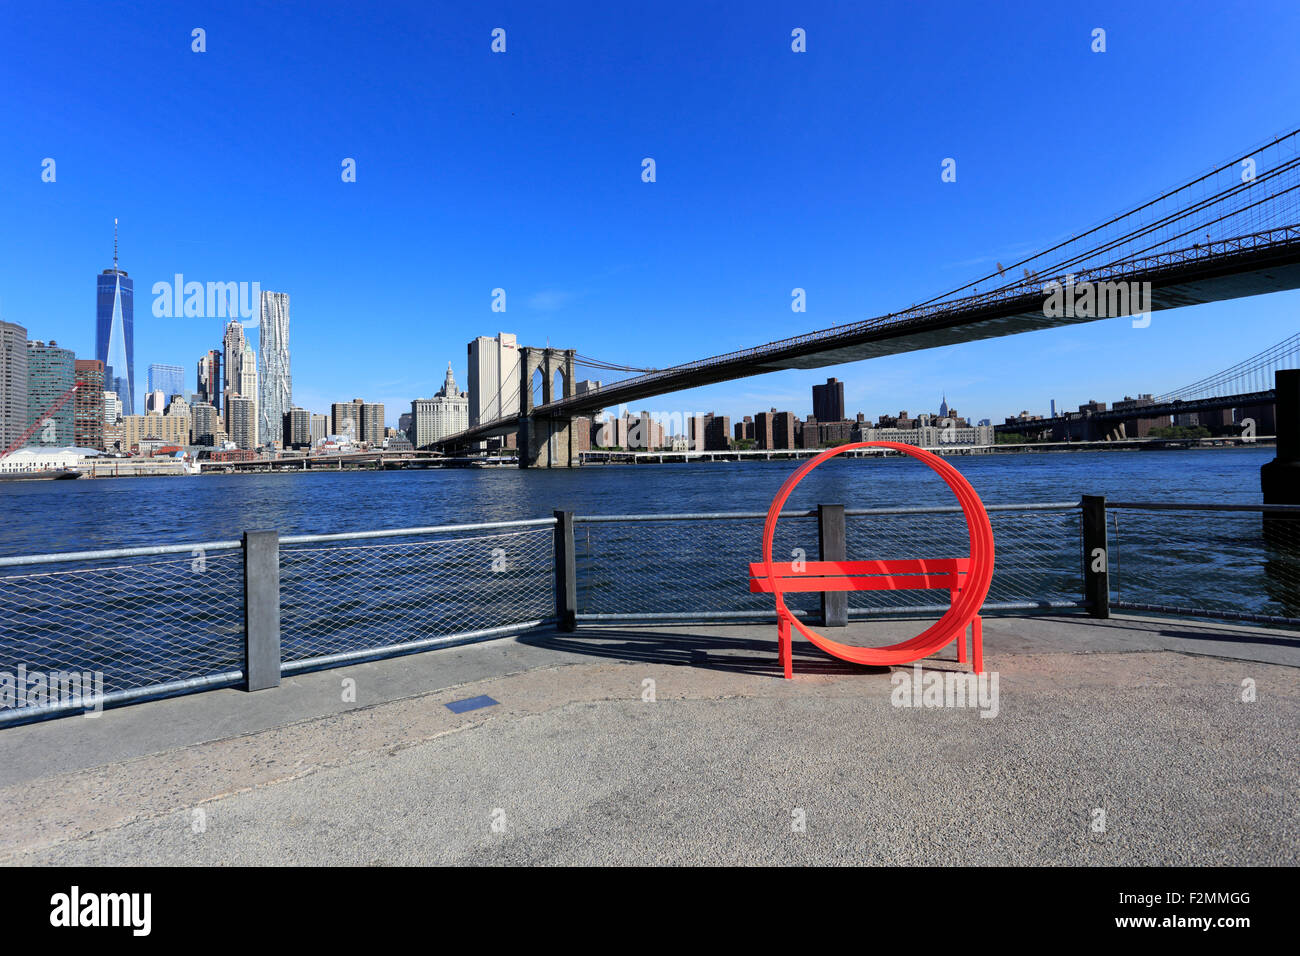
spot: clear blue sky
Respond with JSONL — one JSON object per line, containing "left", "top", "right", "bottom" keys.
{"left": 2, "top": 0, "right": 1298, "bottom": 428}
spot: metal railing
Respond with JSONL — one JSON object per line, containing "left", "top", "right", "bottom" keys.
{"left": 0, "top": 517, "right": 557, "bottom": 725}
{"left": 574, "top": 502, "right": 1084, "bottom": 622}
{"left": 1101, "top": 500, "right": 1300, "bottom": 626}
{"left": 1, "top": 498, "right": 1297, "bottom": 726}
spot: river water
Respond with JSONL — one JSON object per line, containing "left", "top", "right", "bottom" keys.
{"left": 0, "top": 447, "right": 1274, "bottom": 557}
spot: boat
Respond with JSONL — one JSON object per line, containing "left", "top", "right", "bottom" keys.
{"left": 0, "top": 469, "right": 82, "bottom": 482}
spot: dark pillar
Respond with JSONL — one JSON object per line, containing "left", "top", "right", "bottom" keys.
{"left": 242, "top": 530, "right": 281, "bottom": 690}
{"left": 553, "top": 510, "right": 577, "bottom": 631}
{"left": 1081, "top": 495, "right": 1109, "bottom": 618}
{"left": 818, "top": 504, "right": 847, "bottom": 627}
{"left": 1262, "top": 369, "right": 1300, "bottom": 516}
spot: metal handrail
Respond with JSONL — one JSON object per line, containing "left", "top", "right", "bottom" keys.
{"left": 0, "top": 517, "right": 559, "bottom": 569}
{"left": 1107, "top": 501, "right": 1300, "bottom": 513}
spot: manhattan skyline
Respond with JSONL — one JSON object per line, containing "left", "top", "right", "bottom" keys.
{"left": 3, "top": 0, "right": 1300, "bottom": 429}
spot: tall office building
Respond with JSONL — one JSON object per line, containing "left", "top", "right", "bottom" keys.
{"left": 331, "top": 401, "right": 360, "bottom": 440}
{"left": 95, "top": 220, "right": 134, "bottom": 415}
{"left": 226, "top": 395, "right": 257, "bottom": 450}
{"left": 0, "top": 321, "right": 28, "bottom": 453}
{"left": 148, "top": 364, "right": 185, "bottom": 403}
{"left": 74, "top": 360, "right": 105, "bottom": 450}
{"left": 360, "top": 400, "right": 385, "bottom": 444}
{"left": 310, "top": 413, "right": 328, "bottom": 446}
{"left": 144, "top": 389, "right": 167, "bottom": 415}
{"left": 197, "top": 350, "right": 222, "bottom": 411}
{"left": 283, "top": 407, "right": 311, "bottom": 448}
{"left": 236, "top": 344, "right": 258, "bottom": 447}
{"left": 191, "top": 402, "right": 219, "bottom": 446}
{"left": 411, "top": 363, "right": 469, "bottom": 447}
{"left": 812, "top": 377, "right": 845, "bottom": 423}
{"left": 25, "top": 340, "right": 75, "bottom": 447}
{"left": 222, "top": 320, "right": 246, "bottom": 419}
{"left": 467, "top": 333, "right": 520, "bottom": 426}
{"left": 258, "top": 291, "right": 291, "bottom": 447}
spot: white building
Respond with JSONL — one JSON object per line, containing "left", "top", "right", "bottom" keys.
{"left": 411, "top": 363, "right": 469, "bottom": 448}
{"left": 103, "top": 390, "right": 122, "bottom": 424}
{"left": 860, "top": 417, "right": 995, "bottom": 447}
{"left": 0, "top": 447, "right": 82, "bottom": 474}
{"left": 467, "top": 332, "right": 520, "bottom": 427}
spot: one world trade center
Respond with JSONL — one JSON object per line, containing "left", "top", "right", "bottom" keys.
{"left": 96, "top": 219, "right": 134, "bottom": 415}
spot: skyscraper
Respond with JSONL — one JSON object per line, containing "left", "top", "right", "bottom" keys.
{"left": 258, "top": 291, "right": 291, "bottom": 447}
{"left": 0, "top": 321, "right": 28, "bottom": 454}
{"left": 467, "top": 333, "right": 520, "bottom": 426}
{"left": 191, "top": 402, "right": 219, "bottom": 446}
{"left": 283, "top": 407, "right": 311, "bottom": 448}
{"left": 74, "top": 360, "right": 105, "bottom": 450}
{"left": 238, "top": 344, "right": 258, "bottom": 447}
{"left": 25, "top": 340, "right": 75, "bottom": 447}
{"left": 96, "top": 220, "right": 134, "bottom": 415}
{"left": 148, "top": 364, "right": 185, "bottom": 404}
{"left": 226, "top": 395, "right": 257, "bottom": 450}
{"left": 222, "top": 320, "right": 246, "bottom": 418}
{"left": 812, "top": 377, "right": 845, "bottom": 423}
{"left": 197, "top": 350, "right": 222, "bottom": 411}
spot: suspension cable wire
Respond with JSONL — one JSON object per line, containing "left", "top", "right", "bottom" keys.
{"left": 911, "top": 126, "right": 1300, "bottom": 309}
{"left": 1153, "top": 332, "right": 1300, "bottom": 401}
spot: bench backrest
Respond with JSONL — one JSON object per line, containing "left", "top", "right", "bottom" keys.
{"left": 749, "top": 558, "right": 972, "bottom": 594}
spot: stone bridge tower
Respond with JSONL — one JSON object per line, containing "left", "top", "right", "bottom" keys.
{"left": 517, "top": 347, "right": 581, "bottom": 468}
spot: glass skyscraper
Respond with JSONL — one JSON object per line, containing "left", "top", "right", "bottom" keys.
{"left": 95, "top": 220, "right": 134, "bottom": 415}
{"left": 258, "top": 291, "right": 291, "bottom": 447}
{"left": 26, "top": 340, "right": 75, "bottom": 447}
{"left": 148, "top": 363, "right": 185, "bottom": 402}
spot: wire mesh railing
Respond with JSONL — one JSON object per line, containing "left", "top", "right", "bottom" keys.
{"left": 1107, "top": 503, "right": 1300, "bottom": 626}
{"left": 2, "top": 500, "right": 1296, "bottom": 726}
{"left": 279, "top": 525, "right": 555, "bottom": 671}
{"left": 0, "top": 544, "right": 246, "bottom": 722}
{"left": 574, "top": 503, "right": 1085, "bottom": 622}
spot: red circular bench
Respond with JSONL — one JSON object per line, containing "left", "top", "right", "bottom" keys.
{"left": 750, "top": 442, "right": 995, "bottom": 678}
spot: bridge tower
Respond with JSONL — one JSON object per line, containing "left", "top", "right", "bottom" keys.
{"left": 518, "top": 347, "right": 581, "bottom": 468}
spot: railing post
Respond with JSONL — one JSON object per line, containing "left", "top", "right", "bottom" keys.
{"left": 818, "top": 503, "right": 847, "bottom": 627}
{"left": 243, "top": 530, "right": 281, "bottom": 690}
{"left": 553, "top": 510, "right": 577, "bottom": 632}
{"left": 1081, "top": 495, "right": 1110, "bottom": 619}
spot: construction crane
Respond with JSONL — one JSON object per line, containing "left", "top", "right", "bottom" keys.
{"left": 0, "top": 383, "right": 79, "bottom": 460}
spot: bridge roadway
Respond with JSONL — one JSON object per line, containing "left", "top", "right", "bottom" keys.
{"left": 996, "top": 389, "right": 1278, "bottom": 435}
{"left": 1, "top": 613, "right": 1295, "bottom": 865}
{"left": 581, "top": 435, "right": 1273, "bottom": 463}
{"left": 435, "top": 227, "right": 1300, "bottom": 451}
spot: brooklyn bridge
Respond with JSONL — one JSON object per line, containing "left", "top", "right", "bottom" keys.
{"left": 431, "top": 126, "right": 1300, "bottom": 466}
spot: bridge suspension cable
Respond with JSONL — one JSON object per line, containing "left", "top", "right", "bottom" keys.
{"left": 912, "top": 125, "right": 1300, "bottom": 311}
{"left": 1154, "top": 331, "right": 1300, "bottom": 402}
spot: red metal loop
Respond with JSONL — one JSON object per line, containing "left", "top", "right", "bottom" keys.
{"left": 761, "top": 442, "right": 995, "bottom": 669}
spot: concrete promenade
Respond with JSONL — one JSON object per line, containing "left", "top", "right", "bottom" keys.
{"left": 1, "top": 613, "right": 1297, "bottom": 866}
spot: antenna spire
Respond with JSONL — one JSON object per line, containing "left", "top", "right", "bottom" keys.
{"left": 113, "top": 218, "right": 119, "bottom": 270}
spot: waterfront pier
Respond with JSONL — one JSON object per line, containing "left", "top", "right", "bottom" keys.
{"left": 1, "top": 497, "right": 1297, "bottom": 864}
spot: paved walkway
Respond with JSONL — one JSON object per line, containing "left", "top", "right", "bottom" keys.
{"left": 2, "top": 613, "right": 1297, "bottom": 865}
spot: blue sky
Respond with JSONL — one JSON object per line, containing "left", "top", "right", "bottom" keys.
{"left": 2, "top": 0, "right": 1298, "bottom": 428}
